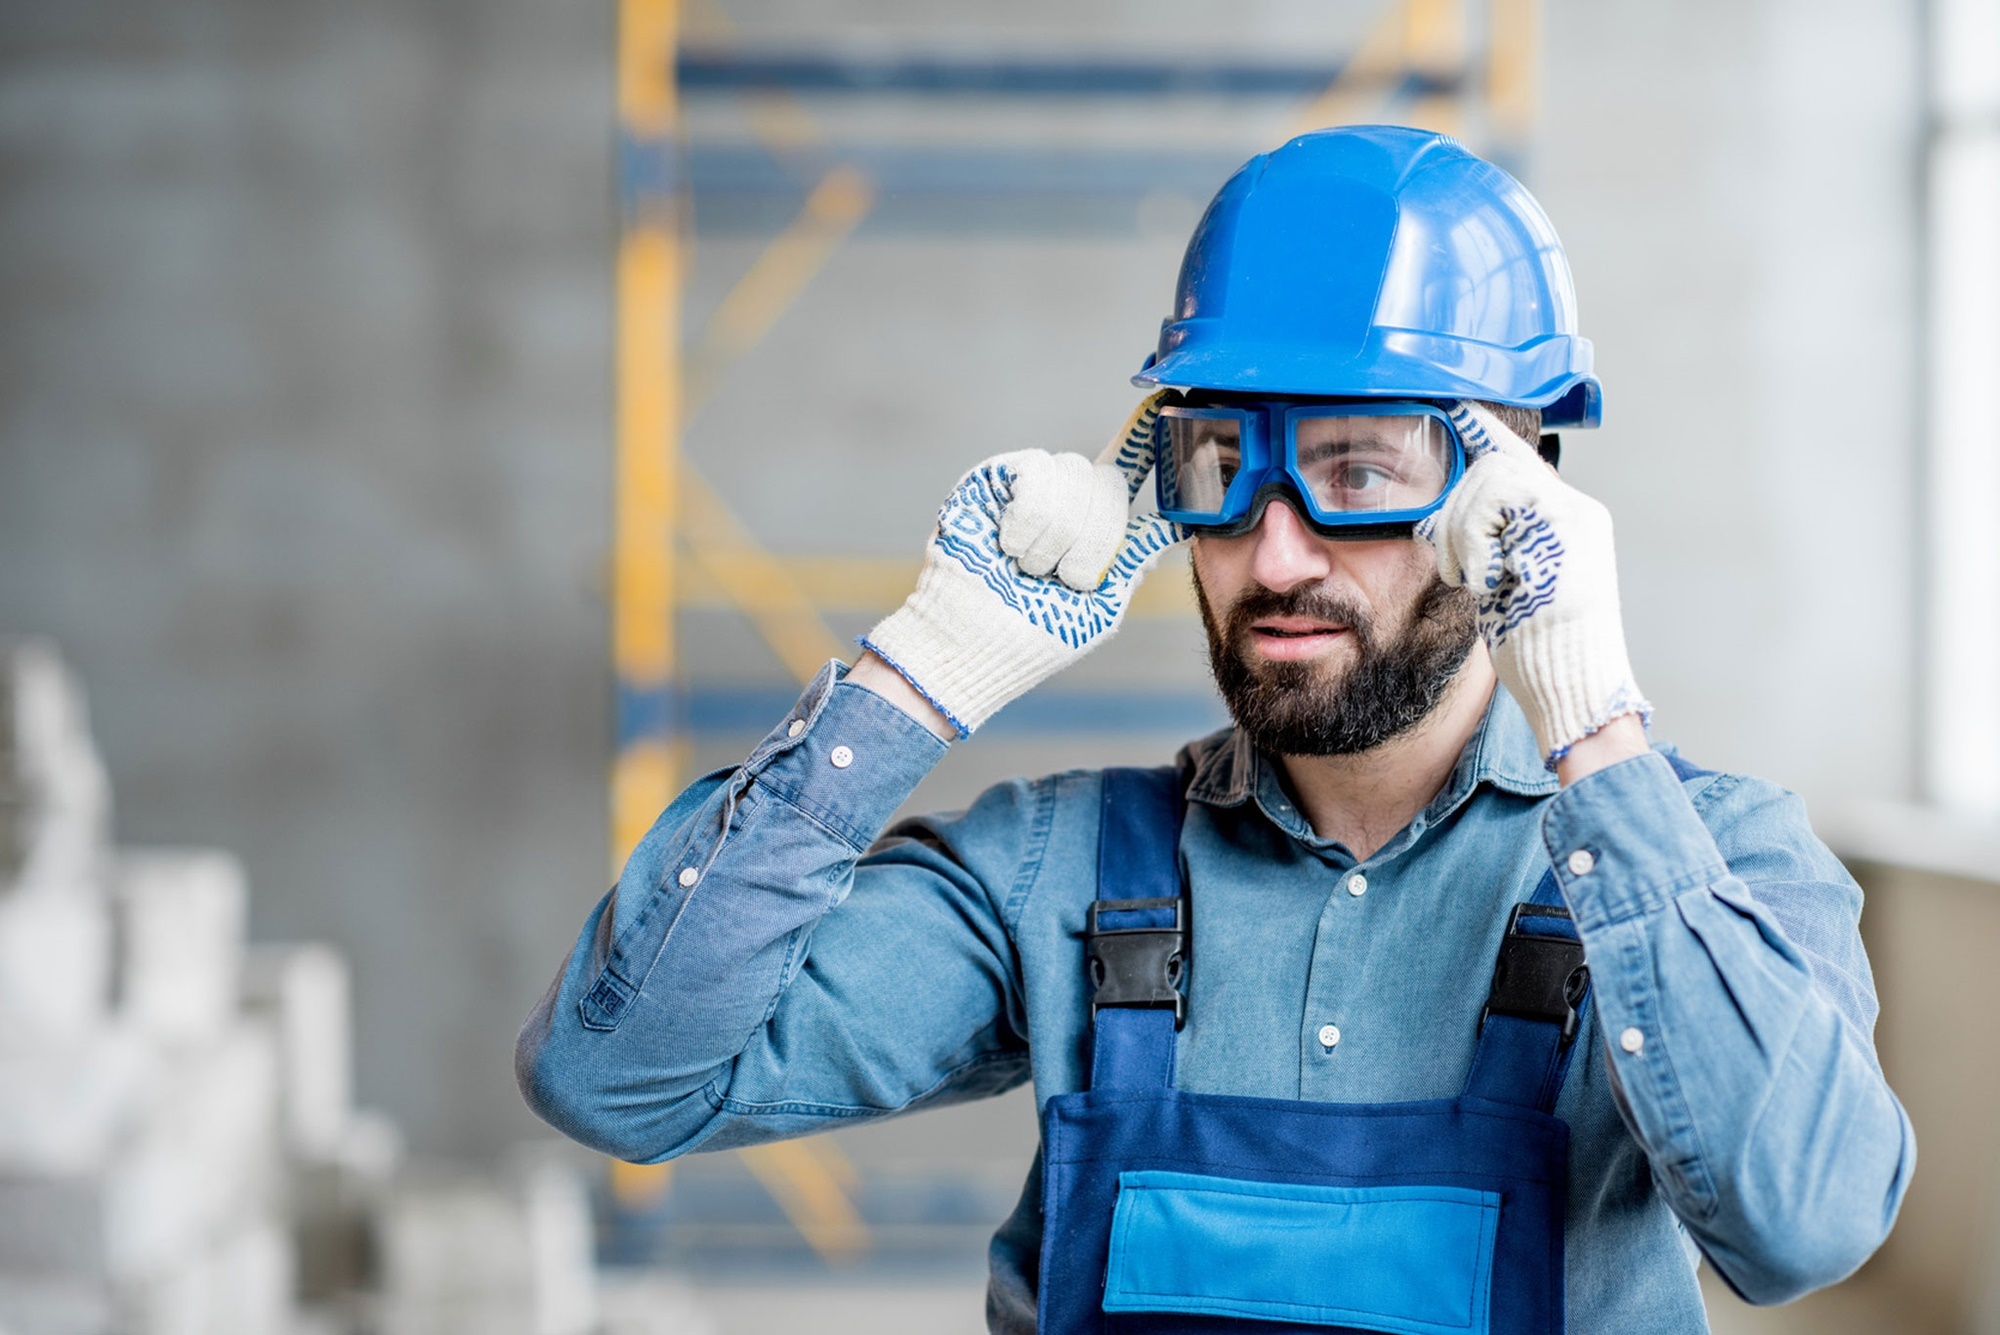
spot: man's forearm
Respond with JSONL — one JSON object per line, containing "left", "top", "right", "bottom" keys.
{"left": 848, "top": 650, "right": 957, "bottom": 742}
{"left": 1543, "top": 753, "right": 1914, "bottom": 1301}
{"left": 1554, "top": 712, "right": 1649, "bottom": 786}
{"left": 514, "top": 662, "right": 951, "bottom": 1162}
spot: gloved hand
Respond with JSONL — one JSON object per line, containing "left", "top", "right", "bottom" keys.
{"left": 1416, "top": 402, "right": 1651, "bottom": 763}
{"left": 860, "top": 394, "right": 1186, "bottom": 737}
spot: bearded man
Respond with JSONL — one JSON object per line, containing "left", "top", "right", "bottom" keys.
{"left": 517, "top": 129, "right": 1911, "bottom": 1333}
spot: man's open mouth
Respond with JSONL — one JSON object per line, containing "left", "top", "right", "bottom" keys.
{"left": 1248, "top": 617, "right": 1351, "bottom": 657}
{"left": 1252, "top": 617, "right": 1348, "bottom": 638}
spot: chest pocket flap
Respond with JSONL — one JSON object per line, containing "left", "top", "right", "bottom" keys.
{"left": 1103, "top": 1171, "right": 1500, "bottom": 1334}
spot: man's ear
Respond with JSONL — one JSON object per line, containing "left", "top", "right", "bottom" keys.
{"left": 1537, "top": 433, "right": 1562, "bottom": 471}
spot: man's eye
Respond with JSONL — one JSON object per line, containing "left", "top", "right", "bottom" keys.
{"left": 1194, "top": 441, "right": 1241, "bottom": 484}
{"left": 1336, "top": 463, "right": 1392, "bottom": 491}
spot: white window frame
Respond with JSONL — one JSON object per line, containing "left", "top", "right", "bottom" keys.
{"left": 1924, "top": 0, "right": 2000, "bottom": 812}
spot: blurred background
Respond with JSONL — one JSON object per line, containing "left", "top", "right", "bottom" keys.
{"left": 2, "top": 0, "right": 1998, "bottom": 1331}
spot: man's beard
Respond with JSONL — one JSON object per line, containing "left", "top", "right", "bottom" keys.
{"left": 1195, "top": 573, "right": 1480, "bottom": 757}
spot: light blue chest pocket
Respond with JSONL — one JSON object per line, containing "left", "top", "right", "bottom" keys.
{"left": 1103, "top": 1172, "right": 1501, "bottom": 1334}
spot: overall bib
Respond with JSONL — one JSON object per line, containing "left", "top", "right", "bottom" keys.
{"left": 1036, "top": 768, "right": 1591, "bottom": 1335}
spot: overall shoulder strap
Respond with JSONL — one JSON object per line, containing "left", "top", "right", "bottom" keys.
{"left": 1461, "top": 869, "right": 1593, "bottom": 1113}
{"left": 1086, "top": 766, "right": 1188, "bottom": 1093}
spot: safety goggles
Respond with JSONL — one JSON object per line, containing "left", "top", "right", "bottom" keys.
{"left": 1154, "top": 399, "right": 1464, "bottom": 538}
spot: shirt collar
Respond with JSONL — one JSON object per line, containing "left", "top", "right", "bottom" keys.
{"left": 1433, "top": 686, "right": 1561, "bottom": 810}
{"left": 1182, "top": 686, "right": 1558, "bottom": 835}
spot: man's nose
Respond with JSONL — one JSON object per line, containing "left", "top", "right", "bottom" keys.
{"left": 1247, "top": 496, "right": 1334, "bottom": 593}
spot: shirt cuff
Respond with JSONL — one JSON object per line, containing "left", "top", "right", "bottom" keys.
{"left": 747, "top": 659, "right": 952, "bottom": 851}
{"left": 1541, "top": 750, "right": 1731, "bottom": 931}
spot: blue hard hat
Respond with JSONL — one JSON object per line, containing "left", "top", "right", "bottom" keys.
{"left": 1135, "top": 126, "right": 1602, "bottom": 428}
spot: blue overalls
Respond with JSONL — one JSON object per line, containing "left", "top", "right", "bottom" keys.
{"left": 1036, "top": 768, "right": 1592, "bottom": 1334}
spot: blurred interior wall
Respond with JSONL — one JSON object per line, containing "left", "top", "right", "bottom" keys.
{"left": 1540, "top": 0, "right": 1921, "bottom": 809}
{"left": 1925, "top": 0, "right": 2000, "bottom": 810}
{"left": 0, "top": 0, "right": 614, "bottom": 1159}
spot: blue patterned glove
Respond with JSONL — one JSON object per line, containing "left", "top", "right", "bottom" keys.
{"left": 1415, "top": 402, "right": 1651, "bottom": 762}
{"left": 860, "top": 395, "right": 1186, "bottom": 737}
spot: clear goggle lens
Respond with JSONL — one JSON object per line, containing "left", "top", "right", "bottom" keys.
{"left": 1159, "top": 415, "right": 1243, "bottom": 515}
{"left": 1291, "top": 412, "right": 1454, "bottom": 514}
{"left": 1159, "top": 409, "right": 1456, "bottom": 525}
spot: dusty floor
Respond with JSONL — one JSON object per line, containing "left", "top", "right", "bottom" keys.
{"left": 590, "top": 1268, "right": 1937, "bottom": 1335}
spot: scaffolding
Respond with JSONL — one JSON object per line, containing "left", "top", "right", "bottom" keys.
{"left": 609, "top": 0, "right": 1546, "bottom": 1268}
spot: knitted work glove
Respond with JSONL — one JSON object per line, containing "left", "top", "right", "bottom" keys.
{"left": 1416, "top": 402, "right": 1651, "bottom": 763}
{"left": 860, "top": 395, "right": 1185, "bottom": 737}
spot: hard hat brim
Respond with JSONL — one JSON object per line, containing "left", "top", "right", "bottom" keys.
{"left": 1134, "top": 332, "right": 1603, "bottom": 428}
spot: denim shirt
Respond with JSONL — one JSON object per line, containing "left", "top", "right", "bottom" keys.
{"left": 517, "top": 662, "right": 1914, "bottom": 1332}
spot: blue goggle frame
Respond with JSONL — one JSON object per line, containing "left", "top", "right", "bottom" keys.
{"left": 1154, "top": 399, "right": 1466, "bottom": 540}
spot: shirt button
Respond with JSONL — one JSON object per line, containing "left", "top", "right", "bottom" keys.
{"left": 1619, "top": 1026, "right": 1645, "bottom": 1054}
{"left": 1567, "top": 849, "right": 1596, "bottom": 876}
{"left": 1317, "top": 1024, "right": 1341, "bottom": 1049}
{"left": 1346, "top": 873, "right": 1367, "bottom": 897}
{"left": 787, "top": 719, "right": 805, "bottom": 738}
{"left": 829, "top": 745, "right": 854, "bottom": 769}
{"left": 677, "top": 867, "right": 699, "bottom": 888}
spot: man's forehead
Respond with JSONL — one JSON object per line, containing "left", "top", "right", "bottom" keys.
{"left": 1296, "top": 414, "right": 1446, "bottom": 459}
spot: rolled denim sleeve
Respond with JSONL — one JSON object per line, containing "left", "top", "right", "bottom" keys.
{"left": 1543, "top": 752, "right": 1916, "bottom": 1304}
{"left": 515, "top": 660, "right": 1035, "bottom": 1162}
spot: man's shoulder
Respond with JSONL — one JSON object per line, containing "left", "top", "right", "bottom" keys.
{"left": 960, "top": 726, "right": 1235, "bottom": 810}
{"left": 1646, "top": 738, "right": 1796, "bottom": 815}
{"left": 878, "top": 728, "right": 1235, "bottom": 851}
{"left": 1641, "top": 739, "right": 1846, "bottom": 885}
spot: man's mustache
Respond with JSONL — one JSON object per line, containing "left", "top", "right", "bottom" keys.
{"left": 1222, "top": 587, "right": 1377, "bottom": 648}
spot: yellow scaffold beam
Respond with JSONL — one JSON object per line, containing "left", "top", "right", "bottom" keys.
{"left": 1400, "top": 0, "right": 1466, "bottom": 135}
{"left": 611, "top": 6, "right": 872, "bottom": 1258}
{"left": 606, "top": 0, "right": 686, "bottom": 1227}
{"left": 685, "top": 166, "right": 876, "bottom": 418}
{"left": 675, "top": 164, "right": 877, "bottom": 686}
{"left": 1487, "top": 0, "right": 1542, "bottom": 147}
{"left": 1292, "top": 0, "right": 1470, "bottom": 139}
{"left": 613, "top": 0, "right": 685, "bottom": 871}
{"left": 739, "top": 1137, "right": 871, "bottom": 1264}
{"left": 1291, "top": 1, "right": 1410, "bottom": 134}
{"left": 680, "top": 469, "right": 850, "bottom": 681}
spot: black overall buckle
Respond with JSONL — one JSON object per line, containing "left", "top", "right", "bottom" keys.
{"left": 1480, "top": 903, "right": 1588, "bottom": 1046}
{"left": 1085, "top": 897, "right": 1187, "bottom": 1028}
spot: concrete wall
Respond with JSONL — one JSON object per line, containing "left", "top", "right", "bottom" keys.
{"left": 1541, "top": 0, "right": 1922, "bottom": 810}
{"left": 0, "top": 0, "right": 614, "bottom": 1158}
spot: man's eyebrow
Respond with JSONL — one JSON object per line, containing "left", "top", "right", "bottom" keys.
{"left": 1296, "top": 435, "right": 1398, "bottom": 463}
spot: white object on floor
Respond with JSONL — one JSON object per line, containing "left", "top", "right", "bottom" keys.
{"left": 596, "top": 1273, "right": 720, "bottom": 1335}
{"left": 0, "top": 1024, "right": 282, "bottom": 1284}
{"left": 111, "top": 1023, "right": 282, "bottom": 1280}
{"left": 0, "top": 1027, "right": 149, "bottom": 1174}
{"left": 0, "top": 884, "right": 113, "bottom": 1038}
{"left": 243, "top": 943, "right": 353, "bottom": 1160}
{"left": 130, "top": 1215, "right": 296, "bottom": 1335}
{"left": 1, "top": 639, "right": 111, "bottom": 897}
{"left": 115, "top": 850, "right": 248, "bottom": 1044}
{"left": 376, "top": 1149, "right": 599, "bottom": 1335}
{"left": 517, "top": 1151, "right": 599, "bottom": 1335}
{"left": 692, "top": 1282, "right": 991, "bottom": 1335}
